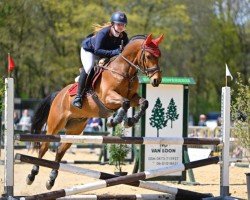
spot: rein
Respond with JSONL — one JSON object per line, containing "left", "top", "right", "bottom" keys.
{"left": 120, "top": 54, "right": 143, "bottom": 74}
{"left": 120, "top": 44, "right": 161, "bottom": 78}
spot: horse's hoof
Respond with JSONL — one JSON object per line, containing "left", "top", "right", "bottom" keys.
{"left": 26, "top": 175, "right": 34, "bottom": 185}
{"left": 46, "top": 180, "right": 54, "bottom": 190}
{"left": 124, "top": 117, "right": 135, "bottom": 128}
{"left": 106, "top": 118, "right": 114, "bottom": 127}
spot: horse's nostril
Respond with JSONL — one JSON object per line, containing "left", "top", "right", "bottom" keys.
{"left": 151, "top": 79, "right": 159, "bottom": 87}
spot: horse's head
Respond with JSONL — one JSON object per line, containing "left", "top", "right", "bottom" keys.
{"left": 139, "top": 34, "right": 164, "bottom": 87}
{"left": 122, "top": 34, "right": 164, "bottom": 87}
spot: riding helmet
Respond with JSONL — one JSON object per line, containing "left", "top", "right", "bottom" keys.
{"left": 111, "top": 11, "right": 127, "bottom": 24}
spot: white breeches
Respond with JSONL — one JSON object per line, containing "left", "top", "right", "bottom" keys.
{"left": 80, "top": 47, "right": 96, "bottom": 74}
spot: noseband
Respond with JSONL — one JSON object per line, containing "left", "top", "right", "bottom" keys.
{"left": 120, "top": 43, "right": 161, "bottom": 78}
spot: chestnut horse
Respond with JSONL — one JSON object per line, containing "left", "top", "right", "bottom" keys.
{"left": 27, "top": 34, "right": 164, "bottom": 189}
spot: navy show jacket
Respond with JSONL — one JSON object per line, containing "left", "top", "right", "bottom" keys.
{"left": 82, "top": 26, "right": 129, "bottom": 58}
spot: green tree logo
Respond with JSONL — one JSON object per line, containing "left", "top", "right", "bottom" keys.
{"left": 149, "top": 98, "right": 166, "bottom": 137}
{"left": 165, "top": 98, "right": 179, "bottom": 128}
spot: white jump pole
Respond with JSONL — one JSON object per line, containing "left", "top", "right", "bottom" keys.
{"left": 4, "top": 78, "right": 14, "bottom": 197}
{"left": 220, "top": 86, "right": 230, "bottom": 197}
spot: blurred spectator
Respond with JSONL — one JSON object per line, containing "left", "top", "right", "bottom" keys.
{"left": 217, "top": 117, "right": 222, "bottom": 126}
{"left": 86, "top": 117, "right": 103, "bottom": 132}
{"left": 14, "top": 111, "right": 20, "bottom": 129}
{"left": 198, "top": 114, "right": 207, "bottom": 126}
{"left": 206, "top": 112, "right": 220, "bottom": 130}
{"left": 85, "top": 117, "right": 103, "bottom": 153}
{"left": 188, "top": 115, "right": 194, "bottom": 126}
{"left": 232, "top": 146, "right": 243, "bottom": 159}
{"left": 17, "top": 109, "right": 31, "bottom": 131}
{"left": 17, "top": 109, "right": 32, "bottom": 149}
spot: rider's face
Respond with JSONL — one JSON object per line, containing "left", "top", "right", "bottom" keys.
{"left": 113, "top": 23, "right": 126, "bottom": 33}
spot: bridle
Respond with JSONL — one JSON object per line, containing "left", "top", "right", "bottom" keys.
{"left": 101, "top": 38, "right": 161, "bottom": 97}
{"left": 120, "top": 42, "right": 161, "bottom": 78}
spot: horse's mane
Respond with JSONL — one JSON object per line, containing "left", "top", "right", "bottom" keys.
{"left": 129, "top": 35, "right": 146, "bottom": 42}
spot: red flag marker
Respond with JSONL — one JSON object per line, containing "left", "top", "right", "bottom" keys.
{"left": 8, "top": 53, "right": 15, "bottom": 73}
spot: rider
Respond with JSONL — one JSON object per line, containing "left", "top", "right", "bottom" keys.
{"left": 72, "top": 11, "right": 129, "bottom": 109}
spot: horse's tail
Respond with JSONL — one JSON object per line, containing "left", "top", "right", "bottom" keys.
{"left": 31, "top": 92, "right": 58, "bottom": 148}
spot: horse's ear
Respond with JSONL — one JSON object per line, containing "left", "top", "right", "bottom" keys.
{"left": 153, "top": 34, "right": 164, "bottom": 46}
{"left": 145, "top": 34, "right": 153, "bottom": 45}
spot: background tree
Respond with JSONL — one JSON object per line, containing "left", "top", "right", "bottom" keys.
{"left": 149, "top": 97, "right": 166, "bottom": 137}
{"left": 165, "top": 98, "right": 179, "bottom": 128}
{"left": 0, "top": 0, "right": 249, "bottom": 123}
{"left": 231, "top": 73, "right": 250, "bottom": 161}
{"left": 176, "top": 0, "right": 248, "bottom": 120}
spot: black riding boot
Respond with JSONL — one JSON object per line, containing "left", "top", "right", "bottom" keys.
{"left": 72, "top": 69, "right": 88, "bottom": 109}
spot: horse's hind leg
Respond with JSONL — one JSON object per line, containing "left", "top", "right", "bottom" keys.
{"left": 27, "top": 115, "right": 66, "bottom": 186}
{"left": 46, "top": 142, "right": 72, "bottom": 190}
{"left": 46, "top": 119, "right": 88, "bottom": 190}
{"left": 26, "top": 141, "right": 50, "bottom": 185}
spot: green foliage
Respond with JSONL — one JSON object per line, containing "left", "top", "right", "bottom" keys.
{"left": 181, "top": 0, "right": 248, "bottom": 121}
{"left": 0, "top": 78, "right": 4, "bottom": 112}
{"left": 150, "top": 98, "right": 166, "bottom": 137}
{"left": 107, "top": 125, "right": 130, "bottom": 172}
{"left": 231, "top": 73, "right": 250, "bottom": 157}
{"left": 0, "top": 0, "right": 249, "bottom": 120}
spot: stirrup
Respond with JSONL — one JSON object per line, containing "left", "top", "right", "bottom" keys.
{"left": 72, "top": 95, "right": 83, "bottom": 109}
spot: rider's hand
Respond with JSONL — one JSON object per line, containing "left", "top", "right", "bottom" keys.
{"left": 113, "top": 48, "right": 121, "bottom": 55}
{"left": 119, "top": 45, "right": 124, "bottom": 52}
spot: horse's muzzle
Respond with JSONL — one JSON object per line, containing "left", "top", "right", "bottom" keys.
{"left": 151, "top": 78, "right": 161, "bottom": 87}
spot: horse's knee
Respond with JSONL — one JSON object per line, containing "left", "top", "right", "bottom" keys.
{"left": 122, "top": 100, "right": 130, "bottom": 110}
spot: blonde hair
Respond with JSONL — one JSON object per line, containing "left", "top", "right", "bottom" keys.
{"left": 92, "top": 22, "right": 111, "bottom": 34}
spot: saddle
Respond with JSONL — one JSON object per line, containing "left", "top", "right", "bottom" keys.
{"left": 68, "top": 68, "right": 102, "bottom": 96}
{"left": 68, "top": 58, "right": 116, "bottom": 117}
{"left": 68, "top": 58, "right": 111, "bottom": 96}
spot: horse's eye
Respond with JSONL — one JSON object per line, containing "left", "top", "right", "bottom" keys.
{"left": 146, "top": 55, "right": 152, "bottom": 60}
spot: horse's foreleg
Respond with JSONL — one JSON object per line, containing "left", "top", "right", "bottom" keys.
{"left": 125, "top": 95, "right": 148, "bottom": 127}
{"left": 106, "top": 91, "right": 130, "bottom": 127}
{"left": 107, "top": 100, "right": 130, "bottom": 127}
{"left": 26, "top": 142, "right": 50, "bottom": 185}
{"left": 107, "top": 101, "right": 130, "bottom": 127}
